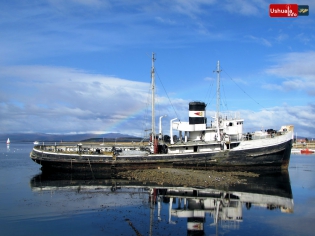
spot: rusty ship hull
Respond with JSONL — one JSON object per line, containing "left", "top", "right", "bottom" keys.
{"left": 30, "top": 134, "right": 292, "bottom": 174}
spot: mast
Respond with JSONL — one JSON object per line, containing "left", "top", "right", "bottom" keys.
{"left": 151, "top": 53, "right": 156, "bottom": 144}
{"left": 215, "top": 61, "right": 221, "bottom": 142}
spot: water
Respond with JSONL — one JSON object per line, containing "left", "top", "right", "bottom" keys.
{"left": 1, "top": 143, "right": 315, "bottom": 236}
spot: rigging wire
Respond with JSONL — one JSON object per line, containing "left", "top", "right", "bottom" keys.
{"left": 142, "top": 55, "right": 269, "bottom": 132}
{"left": 204, "top": 78, "right": 216, "bottom": 107}
{"left": 203, "top": 66, "right": 230, "bottom": 123}
{"left": 221, "top": 66, "right": 280, "bottom": 132}
{"left": 155, "top": 69, "right": 182, "bottom": 122}
{"left": 222, "top": 68, "right": 265, "bottom": 110}
{"left": 220, "top": 77, "right": 229, "bottom": 112}
{"left": 146, "top": 52, "right": 180, "bottom": 120}
{"left": 141, "top": 86, "right": 152, "bottom": 139}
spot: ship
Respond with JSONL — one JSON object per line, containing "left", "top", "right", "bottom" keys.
{"left": 30, "top": 54, "right": 294, "bottom": 173}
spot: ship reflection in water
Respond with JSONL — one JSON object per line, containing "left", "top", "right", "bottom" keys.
{"left": 30, "top": 172, "right": 293, "bottom": 235}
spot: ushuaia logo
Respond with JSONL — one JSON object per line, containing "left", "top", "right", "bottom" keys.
{"left": 298, "top": 5, "right": 309, "bottom": 16}
{"left": 270, "top": 4, "right": 298, "bottom": 17}
{"left": 270, "top": 4, "right": 310, "bottom": 17}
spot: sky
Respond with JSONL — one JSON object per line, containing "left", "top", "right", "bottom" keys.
{"left": 0, "top": 0, "right": 315, "bottom": 138}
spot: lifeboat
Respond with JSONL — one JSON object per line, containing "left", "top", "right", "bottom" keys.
{"left": 301, "top": 148, "right": 314, "bottom": 154}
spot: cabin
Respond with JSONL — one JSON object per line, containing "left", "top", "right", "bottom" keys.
{"left": 167, "top": 102, "right": 244, "bottom": 154}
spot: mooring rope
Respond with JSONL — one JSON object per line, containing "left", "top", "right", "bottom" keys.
{"left": 87, "top": 158, "right": 95, "bottom": 179}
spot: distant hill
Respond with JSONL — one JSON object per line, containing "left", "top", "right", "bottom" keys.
{"left": 0, "top": 133, "right": 142, "bottom": 143}
{"left": 1, "top": 133, "right": 313, "bottom": 143}
{"left": 82, "top": 137, "right": 143, "bottom": 142}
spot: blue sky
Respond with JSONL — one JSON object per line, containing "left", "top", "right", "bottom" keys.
{"left": 0, "top": 0, "right": 314, "bottom": 138}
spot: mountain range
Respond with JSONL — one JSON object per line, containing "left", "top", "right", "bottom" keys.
{"left": 0, "top": 133, "right": 142, "bottom": 143}
{"left": 1, "top": 133, "right": 312, "bottom": 143}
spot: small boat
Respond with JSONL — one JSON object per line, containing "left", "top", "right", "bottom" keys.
{"left": 30, "top": 54, "right": 294, "bottom": 173}
{"left": 33, "top": 141, "right": 39, "bottom": 145}
{"left": 6, "top": 138, "right": 10, "bottom": 145}
{"left": 100, "top": 137, "right": 105, "bottom": 146}
{"left": 301, "top": 148, "right": 314, "bottom": 154}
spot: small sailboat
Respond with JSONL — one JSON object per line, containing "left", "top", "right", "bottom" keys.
{"left": 100, "top": 137, "right": 105, "bottom": 146}
{"left": 6, "top": 138, "right": 10, "bottom": 145}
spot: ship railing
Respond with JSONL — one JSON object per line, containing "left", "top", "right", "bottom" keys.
{"left": 241, "top": 132, "right": 276, "bottom": 141}
{"left": 33, "top": 142, "right": 115, "bottom": 155}
{"left": 225, "top": 134, "right": 242, "bottom": 142}
{"left": 219, "top": 112, "right": 242, "bottom": 120}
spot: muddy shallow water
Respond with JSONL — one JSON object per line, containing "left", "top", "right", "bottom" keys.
{"left": 1, "top": 143, "right": 315, "bottom": 236}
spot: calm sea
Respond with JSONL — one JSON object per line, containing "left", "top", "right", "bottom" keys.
{"left": 0, "top": 142, "right": 314, "bottom": 236}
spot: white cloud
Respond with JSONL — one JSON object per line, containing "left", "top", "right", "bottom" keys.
{"left": 204, "top": 76, "right": 215, "bottom": 81}
{"left": 165, "top": 0, "right": 217, "bottom": 17}
{"left": 223, "top": 0, "right": 268, "bottom": 16}
{"left": 0, "top": 65, "right": 191, "bottom": 135}
{"left": 155, "top": 16, "right": 177, "bottom": 25}
{"left": 275, "top": 33, "right": 288, "bottom": 42}
{"left": 295, "top": 33, "right": 312, "bottom": 45}
{"left": 70, "top": 0, "right": 104, "bottom": 7}
{"left": 0, "top": 0, "right": 278, "bottom": 64}
{"left": 0, "top": 1, "right": 314, "bottom": 138}
{"left": 230, "top": 77, "right": 248, "bottom": 85}
{"left": 245, "top": 35, "right": 272, "bottom": 47}
{"left": 240, "top": 104, "right": 315, "bottom": 137}
{"left": 48, "top": 0, "right": 108, "bottom": 9}
{"left": 264, "top": 51, "right": 315, "bottom": 94}
{"left": 1, "top": 64, "right": 314, "bottom": 137}
{"left": 0, "top": 65, "right": 151, "bottom": 134}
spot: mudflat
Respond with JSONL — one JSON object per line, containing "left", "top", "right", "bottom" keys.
{"left": 118, "top": 168, "right": 259, "bottom": 187}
